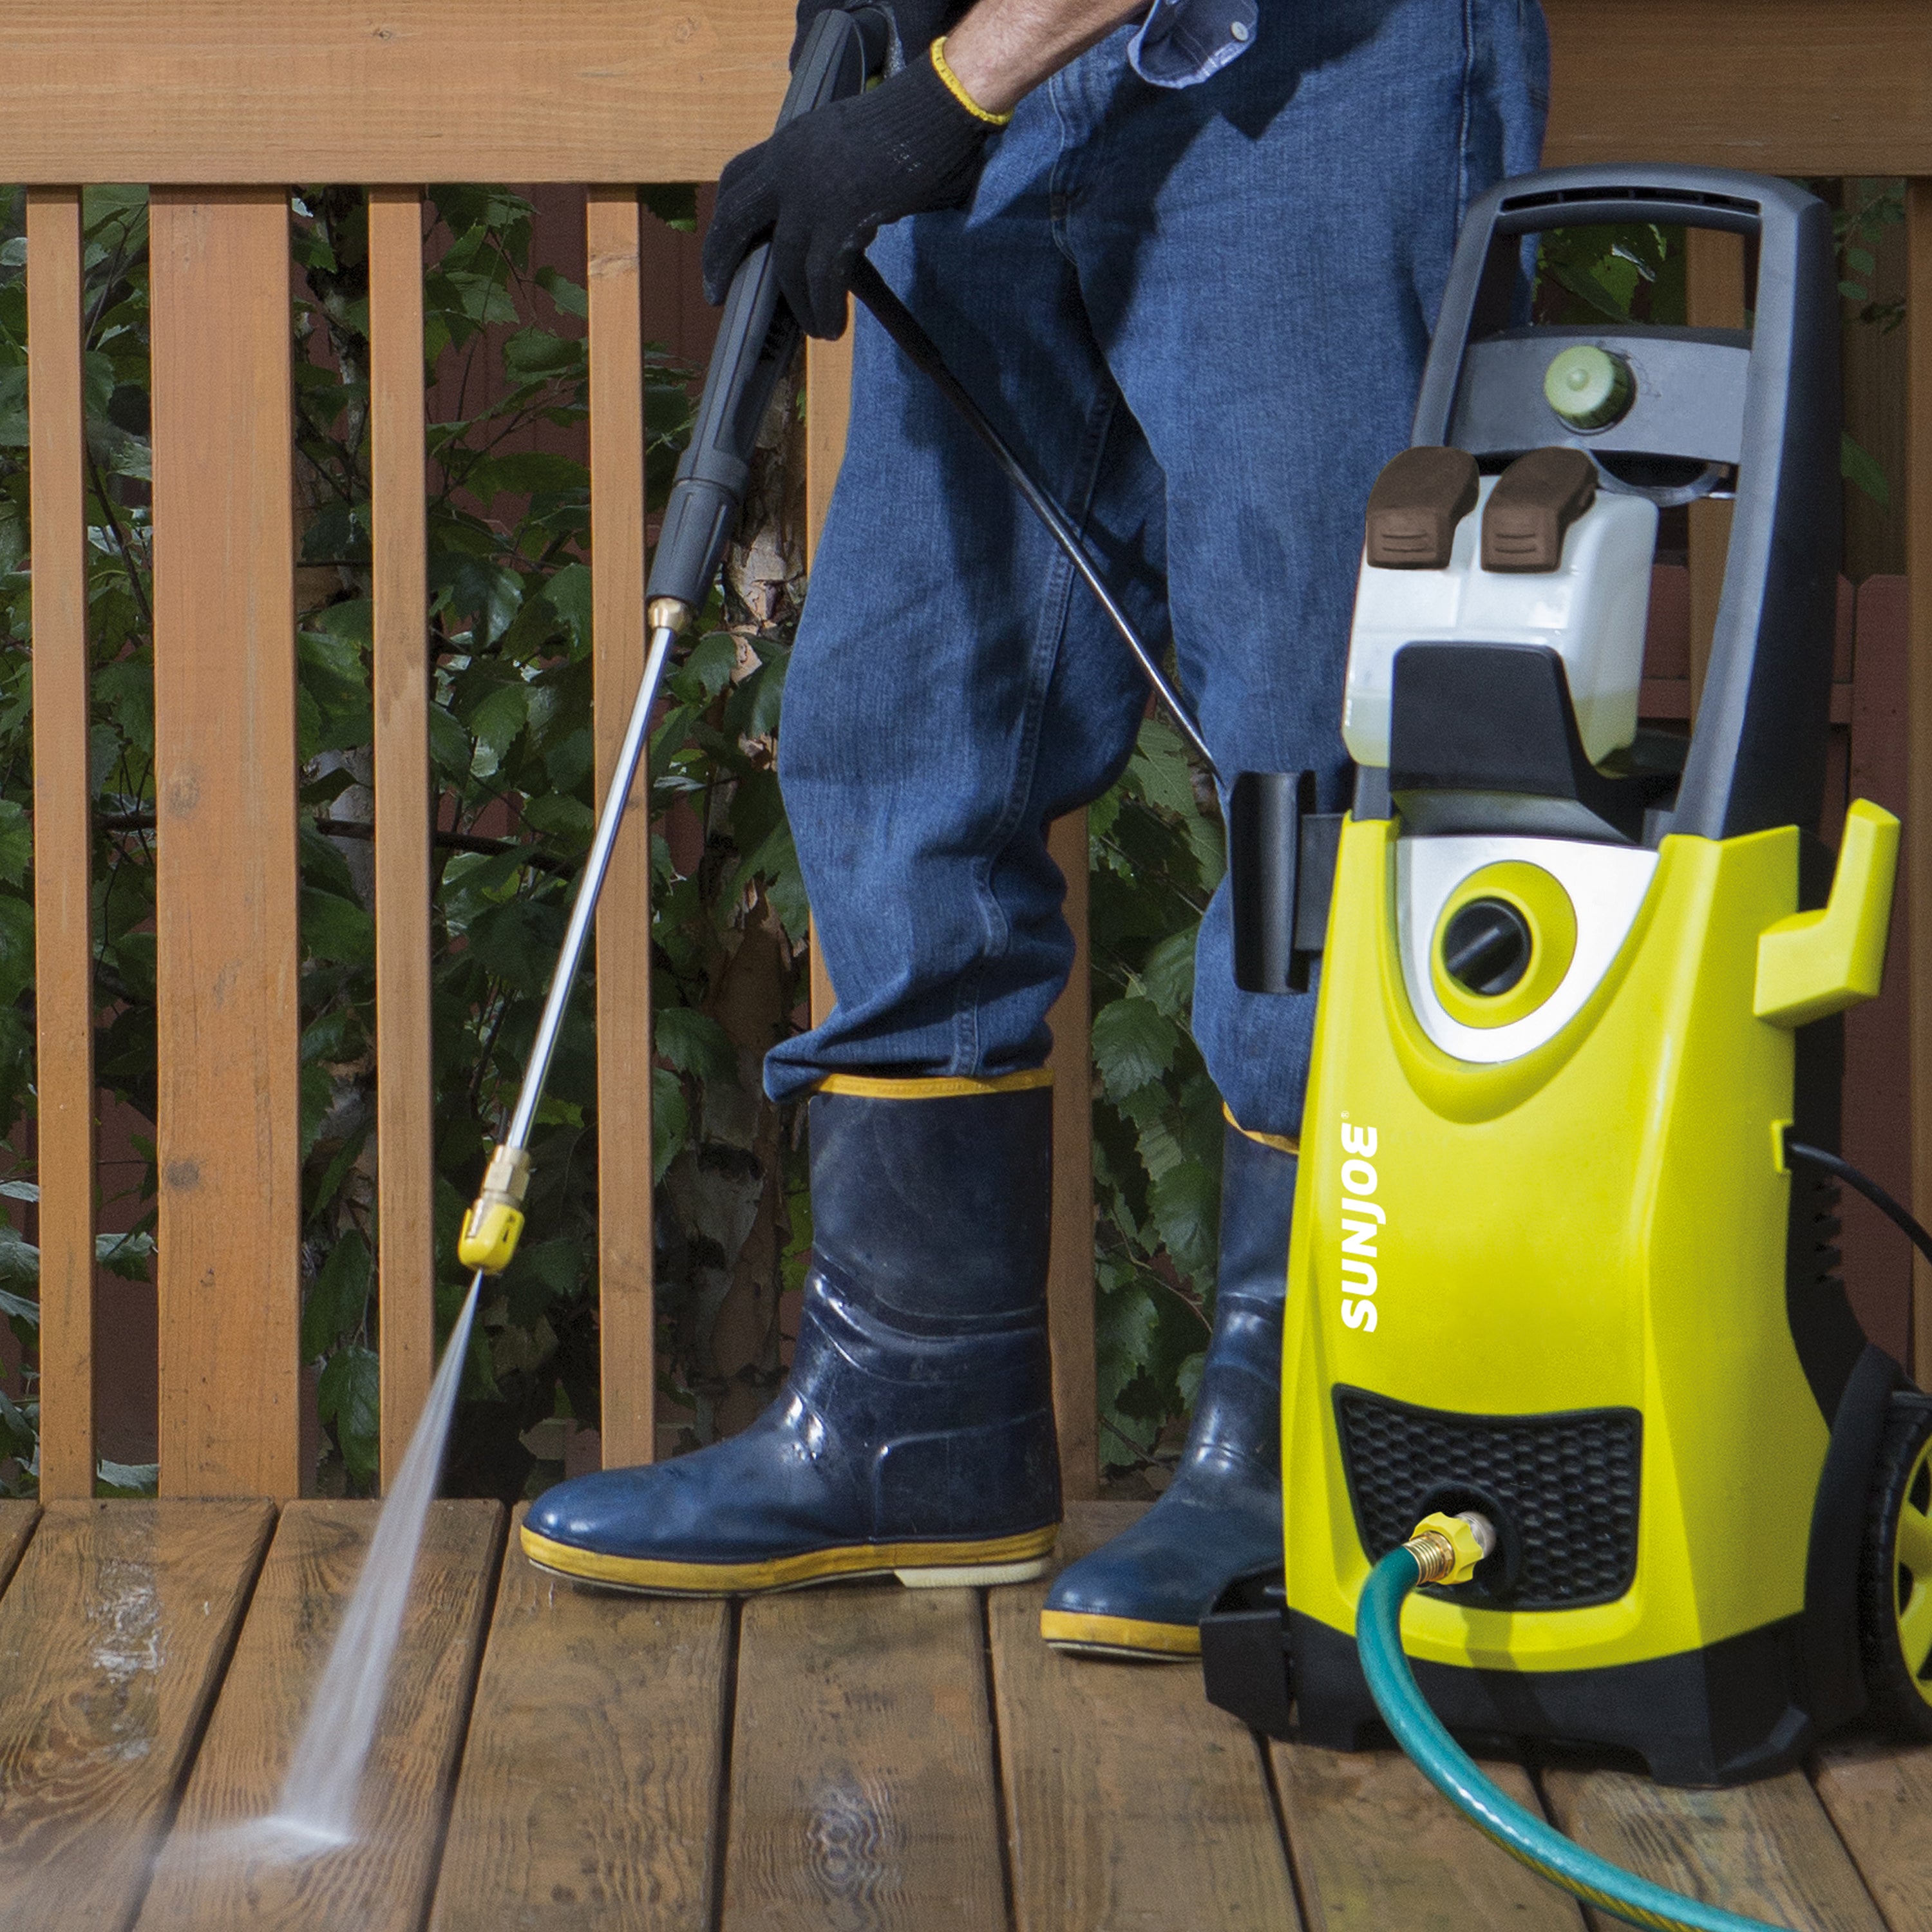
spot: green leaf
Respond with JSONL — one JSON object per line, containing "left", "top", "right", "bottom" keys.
{"left": 1092, "top": 994, "right": 1177, "bottom": 1102}
{"left": 1124, "top": 716, "right": 1198, "bottom": 819}
{"left": 640, "top": 184, "right": 699, "bottom": 232}
{"left": 545, "top": 561, "right": 592, "bottom": 645}
{"left": 96, "top": 1457, "right": 160, "bottom": 1497}
{"left": 655, "top": 1007, "right": 739, "bottom": 1084}
{"left": 0, "top": 1283, "right": 38, "bottom": 1327}
{"left": 95, "top": 1229, "right": 155, "bottom": 1282}
{"left": 301, "top": 887, "right": 375, "bottom": 966}
{"left": 466, "top": 449, "right": 587, "bottom": 498}
{"left": 468, "top": 896, "right": 560, "bottom": 994}
{"left": 0, "top": 893, "right": 33, "bottom": 1007}
{"left": 318, "top": 1343, "right": 381, "bottom": 1486}
{"left": 303, "top": 1229, "right": 371, "bottom": 1360}
{"left": 1140, "top": 924, "right": 1198, "bottom": 1021}
{"left": 0, "top": 801, "right": 30, "bottom": 888}
{"left": 1149, "top": 1159, "right": 1218, "bottom": 1284}
{"left": 466, "top": 681, "right": 530, "bottom": 771}
{"left": 672, "top": 631, "right": 739, "bottom": 704}
{"left": 652, "top": 1065, "right": 689, "bottom": 1184}
{"left": 299, "top": 1061, "right": 336, "bottom": 1161}
{"left": 1096, "top": 1280, "right": 1159, "bottom": 1414}
{"left": 535, "top": 266, "right": 589, "bottom": 319}
{"left": 1842, "top": 430, "right": 1890, "bottom": 507}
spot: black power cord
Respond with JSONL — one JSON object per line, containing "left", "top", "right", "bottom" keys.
{"left": 1786, "top": 1136, "right": 1932, "bottom": 1271}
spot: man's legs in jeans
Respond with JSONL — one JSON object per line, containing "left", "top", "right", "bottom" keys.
{"left": 520, "top": 0, "right": 1548, "bottom": 1601}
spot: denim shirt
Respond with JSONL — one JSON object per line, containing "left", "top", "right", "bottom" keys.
{"left": 1128, "top": 0, "right": 1258, "bottom": 86}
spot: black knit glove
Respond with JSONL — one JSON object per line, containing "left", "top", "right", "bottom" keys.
{"left": 702, "top": 51, "right": 997, "bottom": 339}
{"left": 790, "top": 0, "right": 968, "bottom": 71}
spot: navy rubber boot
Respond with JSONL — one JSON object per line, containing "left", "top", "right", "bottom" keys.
{"left": 1040, "top": 1118, "right": 1294, "bottom": 1657}
{"left": 522, "top": 1074, "right": 1061, "bottom": 1593}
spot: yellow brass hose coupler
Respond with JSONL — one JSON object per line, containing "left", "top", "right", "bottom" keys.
{"left": 1403, "top": 1510, "right": 1498, "bottom": 1587}
{"left": 457, "top": 1143, "right": 534, "bottom": 1274}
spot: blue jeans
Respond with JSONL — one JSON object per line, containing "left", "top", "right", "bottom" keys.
{"left": 767, "top": 0, "right": 1549, "bottom": 1137}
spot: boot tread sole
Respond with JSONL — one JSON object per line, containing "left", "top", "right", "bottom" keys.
{"left": 520, "top": 1522, "right": 1059, "bottom": 1596}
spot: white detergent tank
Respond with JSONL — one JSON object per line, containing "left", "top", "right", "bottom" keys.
{"left": 1342, "top": 472, "right": 1658, "bottom": 770}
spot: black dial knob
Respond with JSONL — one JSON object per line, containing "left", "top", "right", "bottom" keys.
{"left": 1443, "top": 898, "right": 1532, "bottom": 997}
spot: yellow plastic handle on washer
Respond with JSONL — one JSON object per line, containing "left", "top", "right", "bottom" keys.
{"left": 1754, "top": 798, "right": 1900, "bottom": 1028}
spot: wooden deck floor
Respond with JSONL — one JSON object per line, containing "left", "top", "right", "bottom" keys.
{"left": 0, "top": 1496, "right": 1929, "bottom": 1930}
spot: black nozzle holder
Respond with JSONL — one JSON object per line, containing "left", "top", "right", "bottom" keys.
{"left": 645, "top": 6, "right": 891, "bottom": 621}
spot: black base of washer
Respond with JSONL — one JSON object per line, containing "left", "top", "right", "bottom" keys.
{"left": 1200, "top": 1597, "right": 1821, "bottom": 1787}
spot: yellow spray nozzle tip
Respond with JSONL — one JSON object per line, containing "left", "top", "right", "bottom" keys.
{"left": 458, "top": 1200, "right": 526, "bottom": 1274}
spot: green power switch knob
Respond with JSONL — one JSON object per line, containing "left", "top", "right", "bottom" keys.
{"left": 1543, "top": 345, "right": 1634, "bottom": 431}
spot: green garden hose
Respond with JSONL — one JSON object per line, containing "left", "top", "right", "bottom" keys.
{"left": 1356, "top": 1542, "right": 1791, "bottom": 1932}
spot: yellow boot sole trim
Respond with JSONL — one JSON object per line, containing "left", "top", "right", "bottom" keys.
{"left": 520, "top": 1521, "right": 1059, "bottom": 1596}
{"left": 815, "top": 1068, "right": 1052, "bottom": 1100}
{"left": 1038, "top": 1607, "right": 1202, "bottom": 1659}
{"left": 1222, "top": 1102, "right": 1299, "bottom": 1157}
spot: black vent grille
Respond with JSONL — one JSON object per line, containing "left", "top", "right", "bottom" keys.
{"left": 1334, "top": 1387, "right": 1641, "bottom": 1609}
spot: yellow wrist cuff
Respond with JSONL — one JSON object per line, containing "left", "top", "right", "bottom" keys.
{"left": 930, "top": 36, "right": 1014, "bottom": 128}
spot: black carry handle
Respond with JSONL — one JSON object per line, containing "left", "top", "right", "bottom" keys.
{"left": 645, "top": 6, "right": 891, "bottom": 616}
{"left": 1412, "top": 165, "right": 1839, "bottom": 846}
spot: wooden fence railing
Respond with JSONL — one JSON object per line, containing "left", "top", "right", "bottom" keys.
{"left": 3, "top": 1, "right": 1931, "bottom": 1501}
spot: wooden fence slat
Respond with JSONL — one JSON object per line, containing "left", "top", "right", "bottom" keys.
{"left": 724, "top": 1586, "right": 1009, "bottom": 1931}
{"left": 1907, "top": 179, "right": 1932, "bottom": 1392}
{"left": 135, "top": 1500, "right": 503, "bottom": 1932}
{"left": 990, "top": 1502, "right": 1301, "bottom": 1932}
{"left": 0, "top": 1500, "right": 274, "bottom": 1931}
{"left": 0, "top": 4, "right": 1926, "bottom": 183}
{"left": 587, "top": 188, "right": 655, "bottom": 1470}
{"left": 804, "top": 330, "right": 853, "bottom": 567}
{"left": 1684, "top": 228, "right": 1745, "bottom": 721}
{"left": 429, "top": 1505, "right": 730, "bottom": 1932}
{"left": 368, "top": 187, "right": 436, "bottom": 1488}
{"left": 0, "top": 1, "right": 793, "bottom": 184}
{"left": 151, "top": 190, "right": 302, "bottom": 1499}
{"left": 1540, "top": 0, "right": 1932, "bottom": 177}
{"left": 24, "top": 187, "right": 95, "bottom": 1501}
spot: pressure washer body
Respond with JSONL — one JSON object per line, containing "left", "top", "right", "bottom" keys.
{"left": 1202, "top": 168, "right": 1917, "bottom": 1786}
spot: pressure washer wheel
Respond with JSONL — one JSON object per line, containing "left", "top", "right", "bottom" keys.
{"left": 1860, "top": 1392, "right": 1932, "bottom": 1740}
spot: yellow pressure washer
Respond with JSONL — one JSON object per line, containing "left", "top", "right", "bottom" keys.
{"left": 1200, "top": 167, "right": 1932, "bottom": 1892}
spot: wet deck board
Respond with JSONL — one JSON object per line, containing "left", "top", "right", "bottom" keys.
{"left": 0, "top": 1499, "right": 274, "bottom": 1932}
{"left": 724, "top": 1583, "right": 1008, "bottom": 1931}
{"left": 134, "top": 1499, "right": 502, "bottom": 1932}
{"left": 1272, "top": 1738, "right": 1587, "bottom": 1932}
{"left": 1541, "top": 1761, "right": 1889, "bottom": 1932}
{"left": 1810, "top": 1734, "right": 1932, "bottom": 1931}
{"left": 430, "top": 1503, "right": 730, "bottom": 1932}
{"left": 8, "top": 1497, "right": 1932, "bottom": 1929}
{"left": 988, "top": 1503, "right": 1302, "bottom": 1932}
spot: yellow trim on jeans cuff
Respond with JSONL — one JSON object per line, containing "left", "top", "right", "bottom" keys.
{"left": 931, "top": 35, "right": 1014, "bottom": 127}
{"left": 1222, "top": 1102, "right": 1300, "bottom": 1157}
{"left": 816, "top": 1068, "right": 1052, "bottom": 1100}
{"left": 521, "top": 1521, "right": 1059, "bottom": 1595}
{"left": 1039, "top": 1607, "right": 1202, "bottom": 1658}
